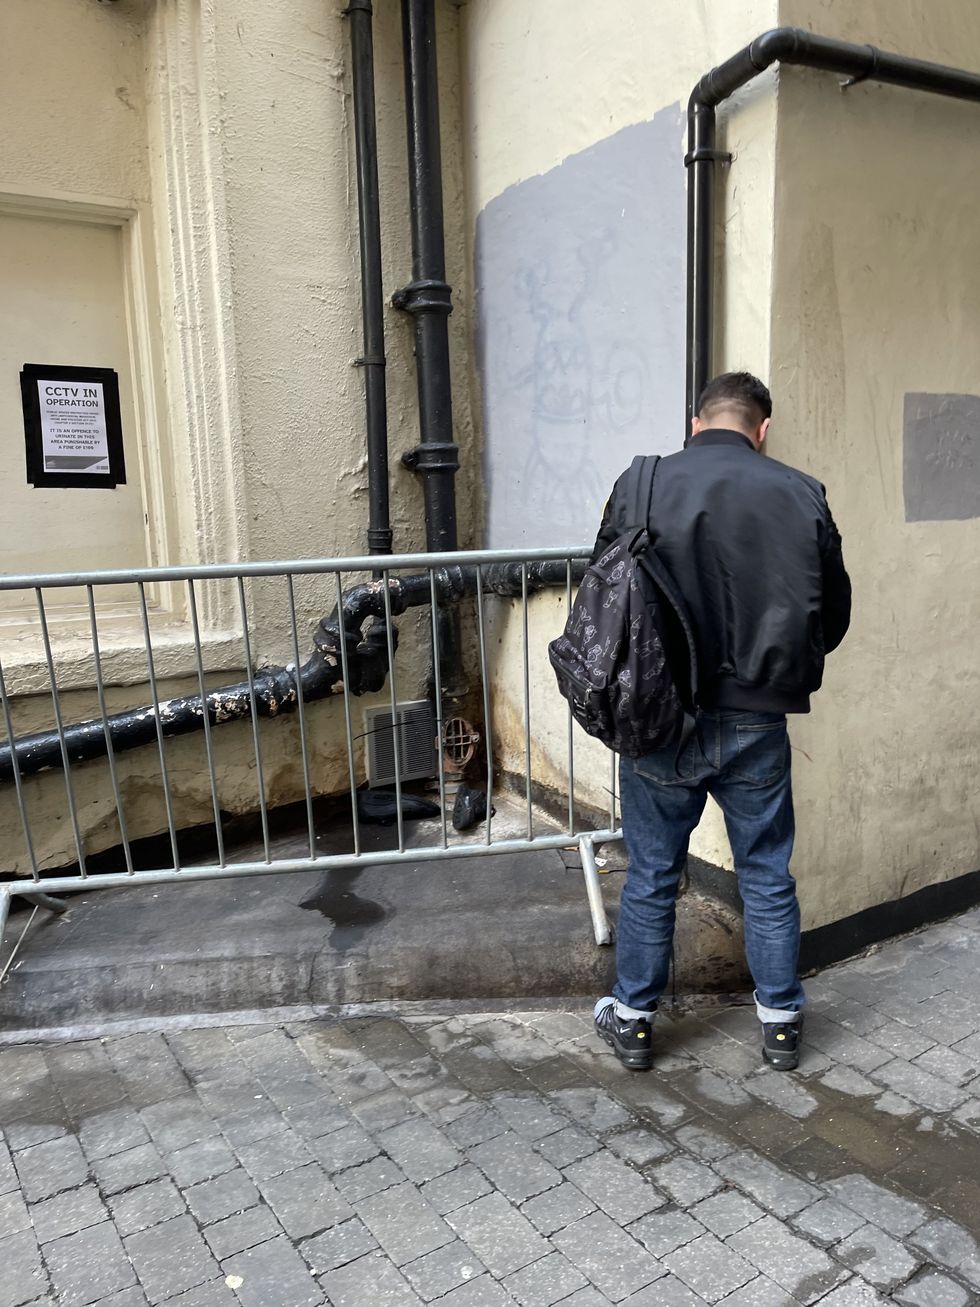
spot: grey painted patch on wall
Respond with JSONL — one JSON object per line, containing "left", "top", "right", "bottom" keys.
{"left": 475, "top": 110, "right": 685, "bottom": 547}
{"left": 903, "top": 392, "right": 980, "bottom": 522}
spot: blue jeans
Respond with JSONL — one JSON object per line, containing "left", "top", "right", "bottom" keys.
{"left": 614, "top": 710, "right": 804, "bottom": 1017}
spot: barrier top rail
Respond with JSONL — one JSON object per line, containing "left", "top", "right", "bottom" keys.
{"left": 0, "top": 545, "right": 593, "bottom": 592}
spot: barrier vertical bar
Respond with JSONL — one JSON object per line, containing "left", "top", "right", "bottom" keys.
{"left": 565, "top": 558, "right": 575, "bottom": 837}
{"left": 35, "top": 589, "right": 87, "bottom": 876}
{"left": 475, "top": 565, "right": 494, "bottom": 845}
{"left": 521, "top": 562, "right": 532, "bottom": 839}
{"left": 187, "top": 579, "right": 226, "bottom": 867}
{"left": 87, "top": 586, "right": 134, "bottom": 875}
{"left": 236, "top": 577, "right": 271, "bottom": 863}
{"left": 429, "top": 568, "right": 449, "bottom": 848}
{"left": 137, "top": 583, "right": 181, "bottom": 872}
{"left": 334, "top": 571, "right": 361, "bottom": 857}
{"left": 381, "top": 569, "right": 405, "bottom": 854}
{"left": 286, "top": 574, "right": 316, "bottom": 860}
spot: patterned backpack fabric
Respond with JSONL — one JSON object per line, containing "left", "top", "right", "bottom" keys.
{"left": 548, "top": 455, "right": 698, "bottom": 758}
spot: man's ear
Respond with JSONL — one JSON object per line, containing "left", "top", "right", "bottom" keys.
{"left": 757, "top": 417, "right": 771, "bottom": 448}
{"left": 691, "top": 416, "right": 702, "bottom": 438}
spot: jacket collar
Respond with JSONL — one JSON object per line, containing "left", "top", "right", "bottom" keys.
{"left": 689, "top": 428, "right": 756, "bottom": 452}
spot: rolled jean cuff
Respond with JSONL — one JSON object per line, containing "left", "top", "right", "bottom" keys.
{"left": 754, "top": 991, "right": 803, "bottom": 1025}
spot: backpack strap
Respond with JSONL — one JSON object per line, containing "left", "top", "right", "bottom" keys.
{"left": 614, "top": 454, "right": 660, "bottom": 534}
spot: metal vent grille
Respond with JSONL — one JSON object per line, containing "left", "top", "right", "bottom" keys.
{"left": 364, "top": 700, "right": 437, "bottom": 788}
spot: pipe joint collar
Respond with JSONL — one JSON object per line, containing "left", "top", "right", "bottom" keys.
{"left": 401, "top": 441, "right": 459, "bottom": 474}
{"left": 392, "top": 279, "right": 454, "bottom": 316}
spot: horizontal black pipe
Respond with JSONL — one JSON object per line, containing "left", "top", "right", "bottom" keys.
{"left": 686, "top": 27, "right": 980, "bottom": 431}
{"left": 0, "top": 562, "right": 582, "bottom": 782}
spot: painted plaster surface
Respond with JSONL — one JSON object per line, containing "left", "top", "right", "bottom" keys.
{"left": 903, "top": 393, "right": 980, "bottom": 522}
{"left": 476, "top": 115, "right": 686, "bottom": 548}
{"left": 768, "top": 0, "right": 980, "bottom": 924}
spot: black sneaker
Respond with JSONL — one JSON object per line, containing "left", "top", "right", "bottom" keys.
{"left": 762, "top": 1018, "right": 803, "bottom": 1071}
{"left": 594, "top": 1000, "right": 654, "bottom": 1071}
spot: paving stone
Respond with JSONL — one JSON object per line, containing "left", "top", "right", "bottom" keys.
{"left": 834, "top": 1223, "right": 920, "bottom": 1291}
{"left": 0, "top": 1138, "right": 16, "bottom": 1197}
{"left": 311, "top": 1122, "right": 380, "bottom": 1175}
{"left": 468, "top": 1130, "right": 562, "bottom": 1203}
{"left": 140, "top": 1096, "right": 217, "bottom": 1153}
{"left": 300, "top": 1217, "right": 378, "bottom": 1274}
{"left": 203, "top": 1203, "right": 282, "bottom": 1260}
{"left": 30, "top": 1182, "right": 109, "bottom": 1245}
{"left": 662, "top": 1231, "right": 757, "bottom": 1303}
{"left": 402, "top": 1239, "right": 486, "bottom": 1301}
{"left": 218, "top": 1104, "right": 288, "bottom": 1149}
{"left": 802, "top": 1016, "right": 894, "bottom": 1073}
{"left": 549, "top": 1088, "right": 632, "bottom": 1133}
{"left": 791, "top": 1198, "right": 867, "bottom": 1246}
{"left": 351, "top": 1089, "right": 422, "bottom": 1134}
{"left": 552, "top": 1210, "right": 666, "bottom": 1300}
{"left": 603, "top": 1126, "right": 672, "bottom": 1165}
{"left": 260, "top": 1163, "right": 354, "bottom": 1239}
{"left": 912, "top": 1044, "right": 980, "bottom": 1087}
{"left": 893, "top": 1268, "right": 972, "bottom": 1306}
{"left": 92, "top": 1143, "right": 166, "bottom": 1196}
{"left": 727, "top": 1215, "right": 850, "bottom": 1303}
{"left": 564, "top": 1150, "right": 664, "bottom": 1224}
{"left": 713, "top": 1151, "right": 819, "bottom": 1218}
{"left": 907, "top": 1215, "right": 977, "bottom": 1268}
{"left": 125, "top": 1213, "right": 219, "bottom": 1303}
{"left": 444, "top": 1104, "right": 508, "bottom": 1148}
{"left": 688, "top": 1191, "right": 764, "bottom": 1238}
{"left": 166, "top": 1135, "right": 238, "bottom": 1188}
{"left": 559, "top": 1290, "right": 616, "bottom": 1307}
{"left": 528, "top": 1126, "right": 599, "bottom": 1170}
{"left": 866, "top": 1022, "right": 936, "bottom": 1061}
{"left": 185, "top": 1167, "right": 260, "bottom": 1224}
{"left": 870, "top": 1058, "right": 970, "bottom": 1113}
{"left": 951, "top": 1099, "right": 980, "bottom": 1132}
{"left": 357, "top": 1181, "right": 454, "bottom": 1266}
{"left": 334, "top": 1155, "right": 407, "bottom": 1203}
{"left": 672, "top": 1125, "right": 736, "bottom": 1163}
{"left": 378, "top": 1117, "right": 463, "bottom": 1182}
{"left": 222, "top": 1235, "right": 323, "bottom": 1306}
{"left": 419, "top": 1164, "right": 492, "bottom": 1216}
{"left": 819, "top": 1066, "right": 878, "bottom": 1098}
{"left": 744, "top": 1071, "right": 818, "bottom": 1119}
{"left": 92, "top": 1288, "right": 151, "bottom": 1307}
{"left": 629, "top": 1206, "right": 706, "bottom": 1258}
{"left": 810, "top": 1283, "right": 887, "bottom": 1306}
{"left": 619, "top": 1276, "right": 705, "bottom": 1305}
{"left": 0, "top": 1228, "right": 47, "bottom": 1307}
{"left": 14, "top": 1136, "right": 88, "bottom": 1202}
{"left": 520, "top": 1181, "right": 597, "bottom": 1235}
{"left": 0, "top": 1185, "right": 31, "bottom": 1235}
{"left": 236, "top": 1129, "right": 314, "bottom": 1180}
{"left": 649, "top": 1157, "right": 723, "bottom": 1208}
{"left": 447, "top": 1191, "right": 550, "bottom": 1277}
{"left": 490, "top": 1092, "right": 569, "bottom": 1140}
{"left": 46, "top": 1221, "right": 134, "bottom": 1306}
{"left": 318, "top": 1250, "right": 421, "bottom": 1305}
{"left": 5, "top": 1122, "right": 66, "bottom": 1151}
{"left": 825, "top": 1175, "right": 929, "bottom": 1237}
{"left": 431, "top": 1274, "right": 512, "bottom": 1306}
{"left": 502, "top": 1250, "right": 587, "bottom": 1306}
{"left": 283, "top": 1094, "right": 354, "bottom": 1140}
{"left": 711, "top": 1275, "right": 800, "bottom": 1305}
{"left": 78, "top": 1108, "right": 150, "bottom": 1163}
{"left": 160, "top": 1279, "right": 236, "bottom": 1306}
{"left": 108, "top": 1178, "right": 184, "bottom": 1236}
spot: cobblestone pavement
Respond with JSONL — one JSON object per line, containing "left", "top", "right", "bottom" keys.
{"left": 4, "top": 909, "right": 980, "bottom": 1306}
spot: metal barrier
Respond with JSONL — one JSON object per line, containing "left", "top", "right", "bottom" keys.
{"left": 0, "top": 546, "right": 620, "bottom": 976}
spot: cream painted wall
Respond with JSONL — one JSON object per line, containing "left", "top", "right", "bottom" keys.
{"left": 462, "top": 0, "right": 780, "bottom": 831}
{"left": 764, "top": 0, "right": 980, "bottom": 925}
{"left": 0, "top": 0, "right": 475, "bottom": 872}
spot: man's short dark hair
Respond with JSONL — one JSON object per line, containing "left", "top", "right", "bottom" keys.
{"left": 697, "top": 372, "right": 772, "bottom": 428}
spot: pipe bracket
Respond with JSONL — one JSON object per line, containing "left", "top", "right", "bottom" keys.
{"left": 354, "top": 354, "right": 386, "bottom": 368}
{"left": 392, "top": 279, "right": 454, "bottom": 316}
{"left": 401, "top": 441, "right": 459, "bottom": 474}
{"left": 841, "top": 44, "right": 880, "bottom": 89}
{"left": 684, "top": 148, "right": 733, "bottom": 167}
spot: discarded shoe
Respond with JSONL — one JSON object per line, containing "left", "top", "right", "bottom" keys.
{"left": 357, "top": 790, "right": 441, "bottom": 826}
{"left": 452, "top": 785, "right": 495, "bottom": 832}
{"left": 594, "top": 997, "right": 653, "bottom": 1071}
{"left": 762, "top": 1018, "right": 802, "bottom": 1071}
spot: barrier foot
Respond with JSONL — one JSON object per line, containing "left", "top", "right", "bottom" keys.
{"left": 579, "top": 834, "right": 613, "bottom": 946}
{"left": 21, "top": 891, "right": 68, "bottom": 914}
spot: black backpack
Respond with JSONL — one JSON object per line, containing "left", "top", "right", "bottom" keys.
{"left": 548, "top": 455, "right": 698, "bottom": 758}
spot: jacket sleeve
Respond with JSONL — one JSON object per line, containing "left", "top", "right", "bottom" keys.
{"left": 819, "top": 502, "right": 851, "bottom": 654}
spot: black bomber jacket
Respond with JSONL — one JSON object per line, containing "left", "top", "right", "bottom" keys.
{"left": 591, "top": 430, "right": 852, "bottom": 714}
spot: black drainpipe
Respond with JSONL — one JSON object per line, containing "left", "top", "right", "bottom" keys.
{"left": 685, "top": 27, "right": 980, "bottom": 435}
{"left": 345, "top": 0, "right": 393, "bottom": 558}
{"left": 393, "top": 0, "right": 463, "bottom": 695}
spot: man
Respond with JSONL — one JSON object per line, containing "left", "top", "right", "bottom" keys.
{"left": 592, "top": 372, "right": 851, "bottom": 1072}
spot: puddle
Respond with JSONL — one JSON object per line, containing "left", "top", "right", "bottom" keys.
{"left": 300, "top": 868, "right": 388, "bottom": 948}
